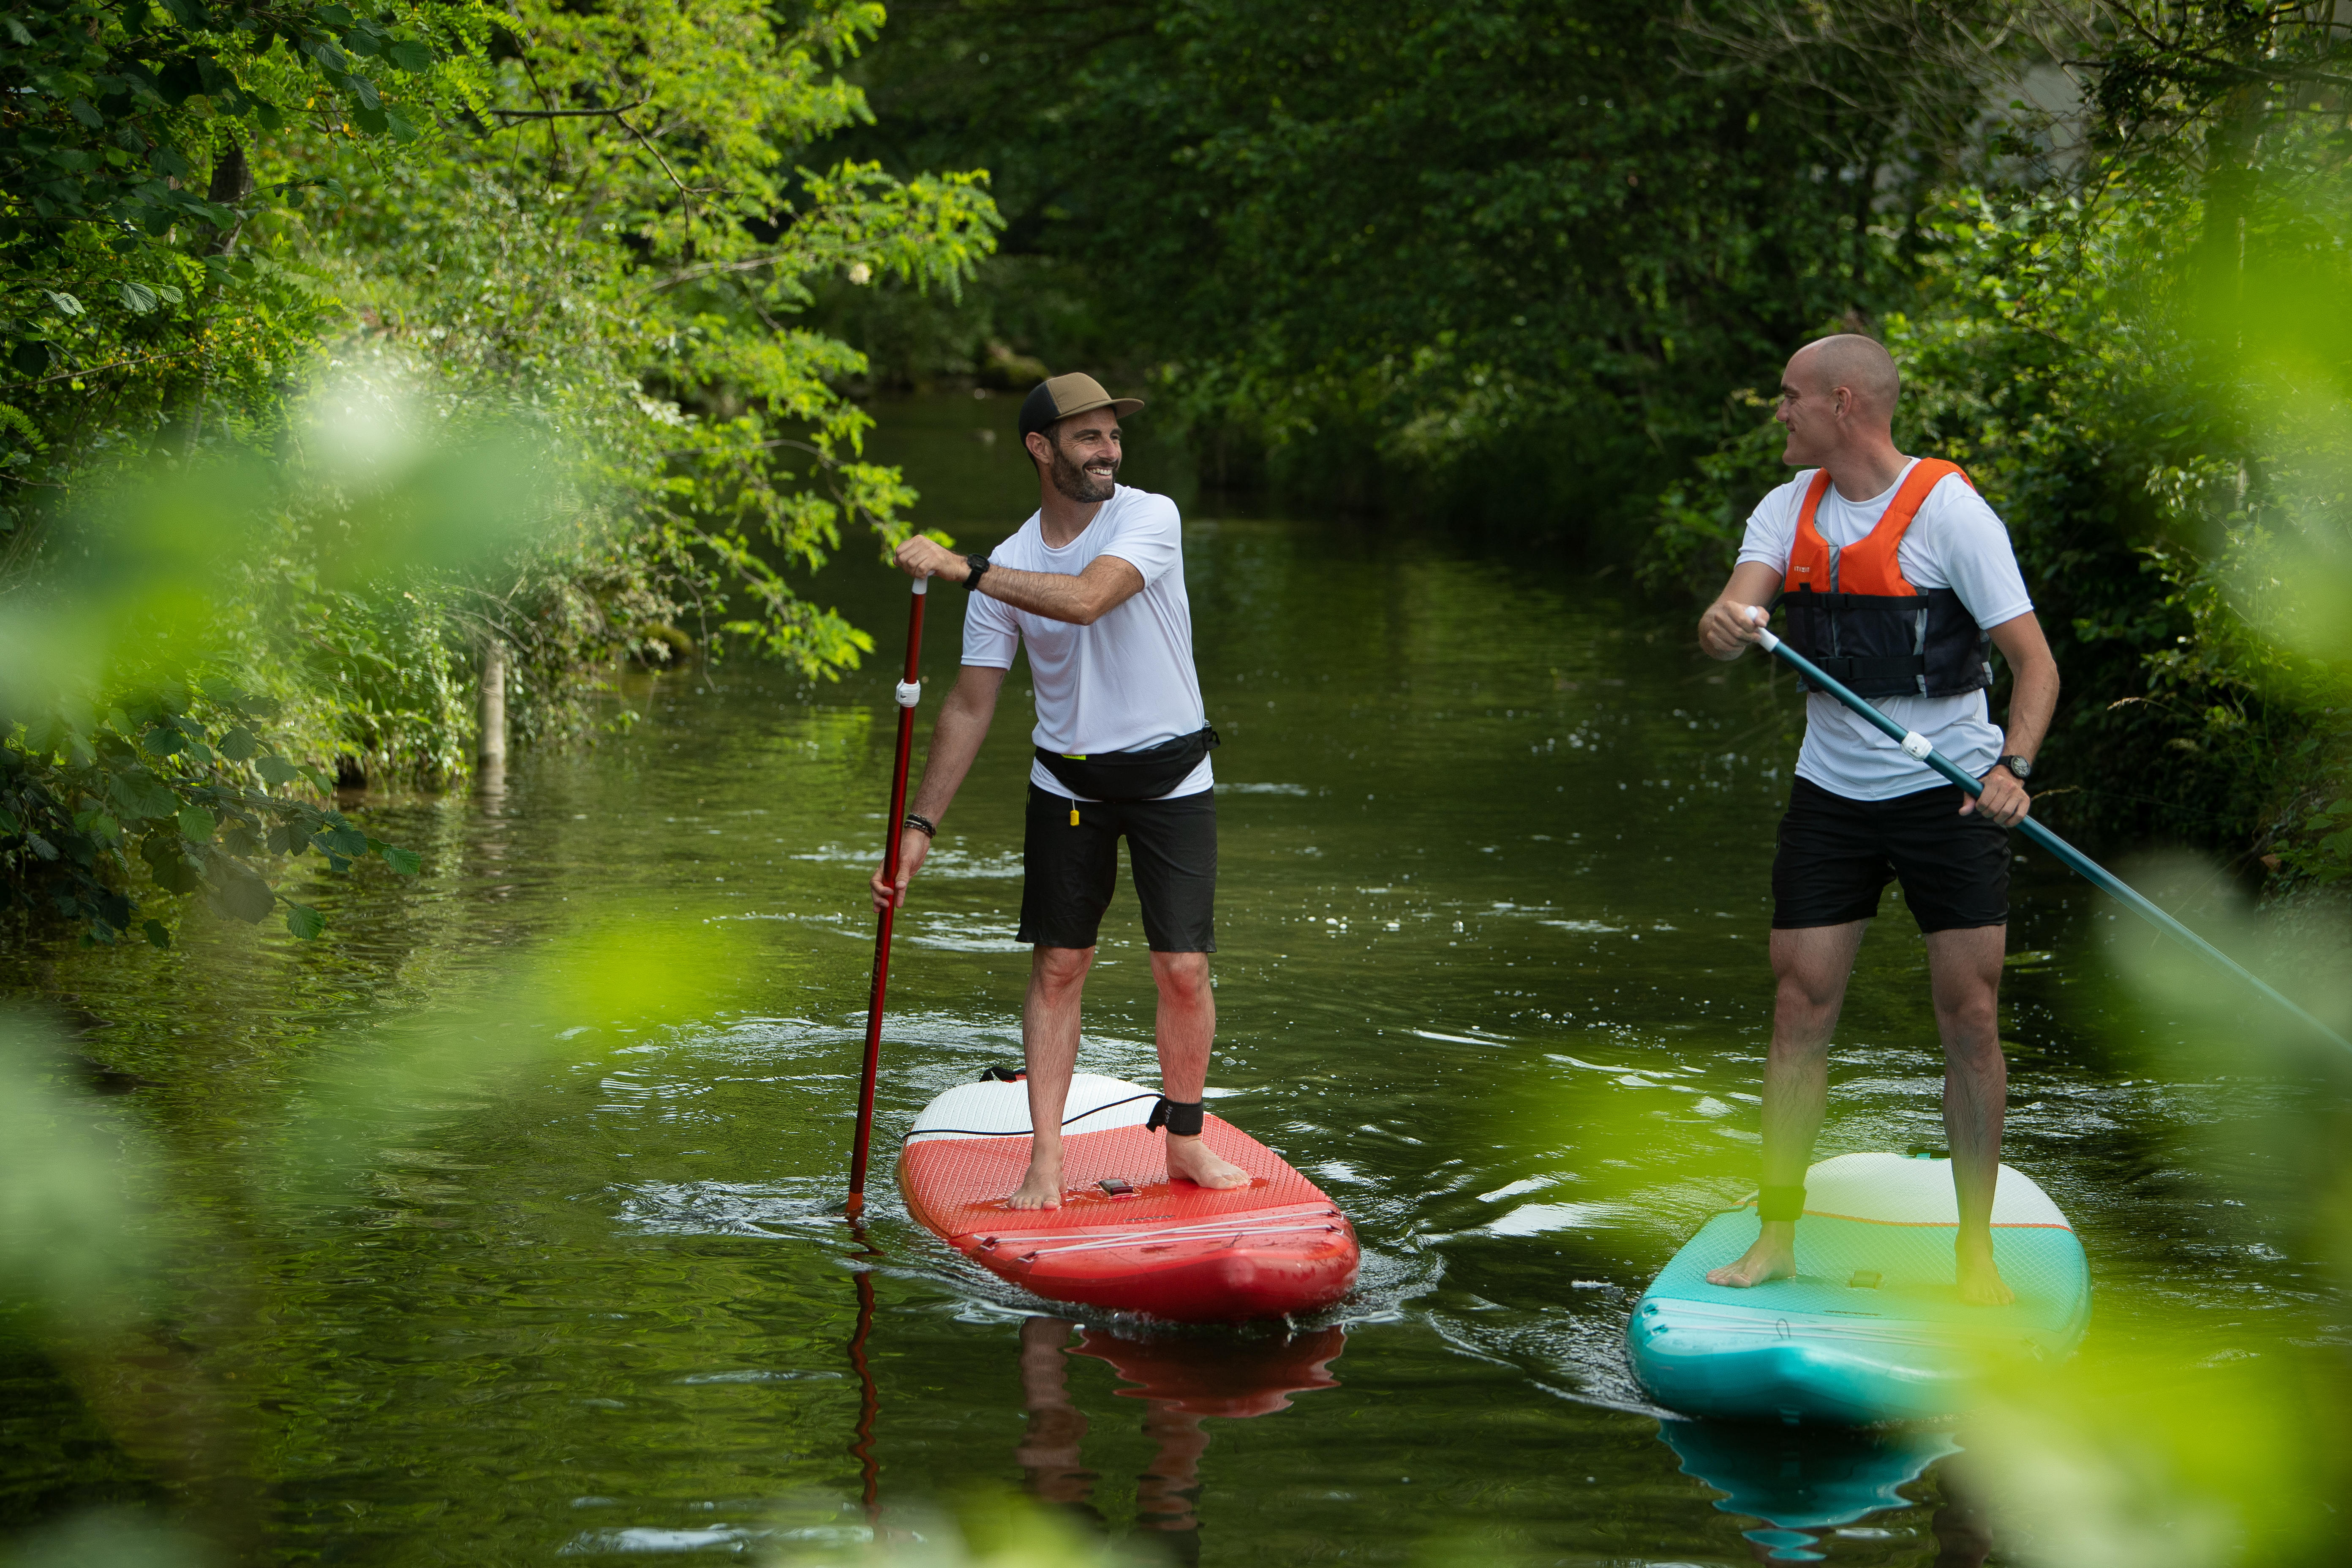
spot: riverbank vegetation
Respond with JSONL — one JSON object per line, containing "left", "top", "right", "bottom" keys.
{"left": 5, "top": 1, "right": 2348, "bottom": 928}
{"left": 822, "top": 0, "right": 2352, "bottom": 887}
{"left": 1, "top": 0, "right": 999, "bottom": 944}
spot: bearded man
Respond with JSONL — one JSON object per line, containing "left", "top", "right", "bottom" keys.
{"left": 871, "top": 373, "right": 1248, "bottom": 1210}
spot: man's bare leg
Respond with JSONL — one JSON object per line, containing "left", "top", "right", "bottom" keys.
{"left": 1151, "top": 950, "right": 1248, "bottom": 1190}
{"left": 1010, "top": 945, "right": 1094, "bottom": 1209}
{"left": 1708, "top": 920, "right": 1868, "bottom": 1287}
{"left": 1925, "top": 924, "right": 2014, "bottom": 1306}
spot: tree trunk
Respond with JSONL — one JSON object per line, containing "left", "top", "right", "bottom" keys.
{"left": 206, "top": 144, "right": 255, "bottom": 256}
{"left": 479, "top": 642, "right": 507, "bottom": 768}
{"left": 2195, "top": 84, "right": 2262, "bottom": 336}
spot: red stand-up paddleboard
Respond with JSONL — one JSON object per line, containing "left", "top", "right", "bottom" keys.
{"left": 899, "top": 1073, "right": 1360, "bottom": 1323}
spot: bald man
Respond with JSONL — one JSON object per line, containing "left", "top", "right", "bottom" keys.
{"left": 1697, "top": 334, "right": 2060, "bottom": 1306}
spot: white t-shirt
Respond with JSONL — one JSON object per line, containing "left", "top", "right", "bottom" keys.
{"left": 1738, "top": 460, "right": 2034, "bottom": 801}
{"left": 963, "top": 486, "right": 1214, "bottom": 801}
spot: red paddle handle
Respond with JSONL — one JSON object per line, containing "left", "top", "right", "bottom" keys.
{"left": 849, "top": 576, "right": 928, "bottom": 1211}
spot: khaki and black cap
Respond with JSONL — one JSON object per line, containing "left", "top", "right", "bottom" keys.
{"left": 1018, "top": 372, "right": 1144, "bottom": 441}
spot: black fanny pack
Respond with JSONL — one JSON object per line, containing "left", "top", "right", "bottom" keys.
{"left": 1034, "top": 726, "right": 1220, "bottom": 803}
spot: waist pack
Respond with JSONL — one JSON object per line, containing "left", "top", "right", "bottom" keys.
{"left": 1034, "top": 726, "right": 1220, "bottom": 803}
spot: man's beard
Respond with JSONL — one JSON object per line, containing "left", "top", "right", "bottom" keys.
{"left": 1047, "top": 442, "right": 1118, "bottom": 504}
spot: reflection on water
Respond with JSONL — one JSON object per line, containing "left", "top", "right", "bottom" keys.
{"left": 0, "top": 397, "right": 2336, "bottom": 1564}
{"left": 1657, "top": 1421, "right": 1976, "bottom": 1564}
{"left": 1019, "top": 1318, "right": 1345, "bottom": 1563}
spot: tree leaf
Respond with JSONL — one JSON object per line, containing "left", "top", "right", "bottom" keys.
{"left": 284, "top": 903, "right": 326, "bottom": 940}
{"left": 211, "top": 869, "right": 274, "bottom": 923}
{"left": 119, "top": 280, "right": 159, "bottom": 314}
{"left": 109, "top": 772, "right": 180, "bottom": 822}
{"left": 144, "top": 919, "right": 172, "bottom": 950}
{"left": 217, "top": 727, "right": 258, "bottom": 761}
{"left": 380, "top": 845, "right": 422, "bottom": 877}
{"left": 177, "top": 805, "right": 215, "bottom": 843}
{"left": 256, "top": 754, "right": 300, "bottom": 786}
{"left": 389, "top": 39, "right": 432, "bottom": 73}
{"left": 316, "top": 824, "right": 368, "bottom": 858}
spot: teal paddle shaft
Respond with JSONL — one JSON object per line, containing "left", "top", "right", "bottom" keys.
{"left": 1744, "top": 611, "right": 2352, "bottom": 1056}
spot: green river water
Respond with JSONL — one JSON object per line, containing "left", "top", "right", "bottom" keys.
{"left": 2, "top": 395, "right": 2339, "bottom": 1566}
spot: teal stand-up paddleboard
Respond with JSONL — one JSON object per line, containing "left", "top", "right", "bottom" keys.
{"left": 1629, "top": 1153, "right": 2091, "bottom": 1426}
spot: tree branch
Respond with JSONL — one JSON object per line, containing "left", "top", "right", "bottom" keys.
{"left": 487, "top": 97, "right": 652, "bottom": 122}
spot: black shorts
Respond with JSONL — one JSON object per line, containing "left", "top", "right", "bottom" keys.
{"left": 1771, "top": 776, "right": 2009, "bottom": 933}
{"left": 1017, "top": 783, "right": 1217, "bottom": 953}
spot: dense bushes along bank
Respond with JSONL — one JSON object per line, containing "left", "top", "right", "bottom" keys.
{"left": 5, "top": 2, "right": 2349, "bottom": 950}
{"left": 0, "top": 0, "right": 998, "bottom": 945}
{"left": 821, "top": 0, "right": 2351, "bottom": 885}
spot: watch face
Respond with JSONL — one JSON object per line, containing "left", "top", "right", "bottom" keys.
{"left": 2005, "top": 757, "right": 2032, "bottom": 779}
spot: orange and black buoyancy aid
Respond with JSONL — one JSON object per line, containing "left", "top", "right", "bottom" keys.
{"left": 1777, "top": 458, "right": 1993, "bottom": 700}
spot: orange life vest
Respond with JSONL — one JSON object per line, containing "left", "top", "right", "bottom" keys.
{"left": 1777, "top": 459, "right": 1994, "bottom": 699}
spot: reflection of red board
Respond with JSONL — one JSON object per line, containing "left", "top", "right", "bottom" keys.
{"left": 1073, "top": 1324, "right": 1345, "bottom": 1417}
{"left": 898, "top": 1073, "right": 1359, "bottom": 1323}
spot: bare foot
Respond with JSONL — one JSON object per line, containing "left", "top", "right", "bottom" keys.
{"left": 1704, "top": 1222, "right": 1797, "bottom": 1288}
{"left": 1005, "top": 1157, "right": 1064, "bottom": 1211}
{"left": 1956, "top": 1231, "right": 2014, "bottom": 1306}
{"left": 1165, "top": 1134, "right": 1249, "bottom": 1190}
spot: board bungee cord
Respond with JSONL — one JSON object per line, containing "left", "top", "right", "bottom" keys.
{"left": 1744, "top": 606, "right": 2352, "bottom": 1056}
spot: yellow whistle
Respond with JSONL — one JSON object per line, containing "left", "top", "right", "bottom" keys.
{"left": 1069, "top": 806, "right": 1080, "bottom": 826}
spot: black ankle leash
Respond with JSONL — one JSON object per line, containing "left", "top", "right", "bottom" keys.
{"left": 1146, "top": 1097, "right": 1205, "bottom": 1137}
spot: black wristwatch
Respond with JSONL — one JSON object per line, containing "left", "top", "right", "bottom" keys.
{"left": 1998, "top": 755, "right": 2034, "bottom": 781}
{"left": 964, "top": 553, "right": 991, "bottom": 589}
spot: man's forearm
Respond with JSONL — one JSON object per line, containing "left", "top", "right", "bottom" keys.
{"left": 2002, "top": 656, "right": 2059, "bottom": 761}
{"left": 910, "top": 697, "right": 994, "bottom": 822}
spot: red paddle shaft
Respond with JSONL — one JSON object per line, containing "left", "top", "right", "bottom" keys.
{"left": 849, "top": 576, "right": 928, "bottom": 1213}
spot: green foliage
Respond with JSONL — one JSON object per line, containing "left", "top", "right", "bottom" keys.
{"left": 0, "top": 679, "right": 414, "bottom": 945}
{"left": 0, "top": 0, "right": 493, "bottom": 527}
{"left": 830, "top": 0, "right": 2044, "bottom": 530}
{"left": 0, "top": 0, "right": 1002, "bottom": 944}
{"left": 277, "top": 0, "right": 1002, "bottom": 680}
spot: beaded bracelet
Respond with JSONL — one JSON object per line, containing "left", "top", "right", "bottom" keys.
{"left": 902, "top": 812, "right": 937, "bottom": 837}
